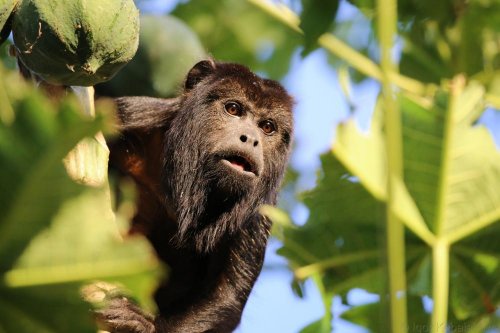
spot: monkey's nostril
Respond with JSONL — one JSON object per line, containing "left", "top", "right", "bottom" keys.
{"left": 253, "top": 141, "right": 259, "bottom": 147}
{"left": 240, "top": 135, "right": 247, "bottom": 142}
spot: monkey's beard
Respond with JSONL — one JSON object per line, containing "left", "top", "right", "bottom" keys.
{"left": 162, "top": 147, "right": 268, "bottom": 253}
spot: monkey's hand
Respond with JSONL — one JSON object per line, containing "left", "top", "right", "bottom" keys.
{"left": 95, "top": 297, "right": 157, "bottom": 333}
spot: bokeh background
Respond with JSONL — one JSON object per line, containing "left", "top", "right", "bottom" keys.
{"left": 1, "top": 0, "right": 500, "bottom": 332}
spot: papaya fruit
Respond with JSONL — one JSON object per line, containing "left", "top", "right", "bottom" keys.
{"left": 12, "top": 0, "right": 139, "bottom": 86}
{"left": 96, "top": 15, "right": 206, "bottom": 97}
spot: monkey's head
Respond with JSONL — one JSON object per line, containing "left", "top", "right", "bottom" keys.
{"left": 163, "top": 60, "right": 293, "bottom": 253}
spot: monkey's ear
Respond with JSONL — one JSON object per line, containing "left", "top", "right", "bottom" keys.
{"left": 184, "top": 59, "right": 217, "bottom": 91}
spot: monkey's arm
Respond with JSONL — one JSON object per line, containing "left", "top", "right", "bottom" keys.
{"left": 97, "top": 216, "right": 271, "bottom": 333}
{"left": 159, "top": 216, "right": 271, "bottom": 333}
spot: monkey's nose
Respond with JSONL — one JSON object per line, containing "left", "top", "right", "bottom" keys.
{"left": 240, "top": 135, "right": 259, "bottom": 147}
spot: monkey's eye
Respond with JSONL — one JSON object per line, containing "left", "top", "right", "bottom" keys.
{"left": 224, "top": 102, "right": 243, "bottom": 117}
{"left": 260, "top": 120, "right": 276, "bottom": 135}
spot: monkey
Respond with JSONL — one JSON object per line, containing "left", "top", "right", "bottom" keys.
{"left": 96, "top": 59, "right": 294, "bottom": 333}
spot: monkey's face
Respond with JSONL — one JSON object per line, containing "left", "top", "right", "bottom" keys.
{"left": 163, "top": 60, "right": 293, "bottom": 252}
{"left": 215, "top": 101, "right": 265, "bottom": 178}
{"left": 209, "top": 101, "right": 265, "bottom": 187}
{"left": 197, "top": 78, "right": 291, "bottom": 198}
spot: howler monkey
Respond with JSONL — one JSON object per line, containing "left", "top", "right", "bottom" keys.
{"left": 99, "top": 59, "right": 294, "bottom": 333}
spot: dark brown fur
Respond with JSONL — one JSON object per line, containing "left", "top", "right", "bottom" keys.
{"left": 99, "top": 60, "right": 293, "bottom": 333}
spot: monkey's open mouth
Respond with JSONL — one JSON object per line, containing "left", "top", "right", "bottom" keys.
{"left": 221, "top": 155, "right": 257, "bottom": 176}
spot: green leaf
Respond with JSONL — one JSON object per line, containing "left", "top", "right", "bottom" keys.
{"left": 0, "top": 82, "right": 103, "bottom": 272}
{"left": 6, "top": 188, "right": 158, "bottom": 286}
{"left": 400, "top": 36, "right": 451, "bottom": 83}
{"left": 407, "top": 253, "right": 431, "bottom": 296}
{"left": 447, "top": 222, "right": 500, "bottom": 321}
{"left": 5, "top": 185, "right": 160, "bottom": 303}
{"left": 341, "top": 296, "right": 428, "bottom": 333}
{"left": 0, "top": 0, "right": 17, "bottom": 45}
{"left": 0, "top": 40, "right": 16, "bottom": 70}
{"left": 95, "top": 15, "right": 207, "bottom": 98}
{"left": 457, "top": 1, "right": 500, "bottom": 76}
{"left": 333, "top": 98, "right": 434, "bottom": 244}
{"left": 0, "top": 284, "right": 95, "bottom": 333}
{"left": 281, "top": 80, "right": 500, "bottom": 330}
{"left": 173, "top": 0, "right": 301, "bottom": 78}
{"left": 279, "top": 154, "right": 386, "bottom": 295}
{"left": 333, "top": 99, "right": 386, "bottom": 200}
{"left": 400, "top": 83, "right": 500, "bottom": 241}
{"left": 0, "top": 67, "right": 159, "bottom": 332}
{"left": 0, "top": 164, "right": 159, "bottom": 332}
{"left": 299, "top": 317, "right": 330, "bottom": 333}
{"left": 299, "top": 0, "right": 339, "bottom": 55}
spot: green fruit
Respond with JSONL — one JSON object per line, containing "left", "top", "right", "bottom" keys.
{"left": 0, "top": 0, "right": 18, "bottom": 44}
{"left": 12, "top": 0, "right": 139, "bottom": 86}
{"left": 96, "top": 15, "right": 206, "bottom": 98}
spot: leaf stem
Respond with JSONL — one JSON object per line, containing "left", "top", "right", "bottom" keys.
{"left": 434, "top": 76, "right": 463, "bottom": 236}
{"left": 4, "top": 260, "right": 158, "bottom": 287}
{"left": 294, "top": 250, "right": 380, "bottom": 280}
{"left": 430, "top": 240, "right": 449, "bottom": 333}
{"left": 312, "top": 275, "right": 333, "bottom": 332}
{"left": 377, "top": 0, "right": 408, "bottom": 331}
{"left": 247, "top": 0, "right": 300, "bottom": 33}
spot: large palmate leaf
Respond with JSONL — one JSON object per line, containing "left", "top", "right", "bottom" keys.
{"left": 279, "top": 154, "right": 387, "bottom": 295}
{"left": 0, "top": 72, "right": 103, "bottom": 272}
{"left": 401, "top": 82, "right": 500, "bottom": 240}
{"left": 279, "top": 81, "right": 500, "bottom": 332}
{"left": 0, "top": 70, "right": 102, "bottom": 332}
{"left": 332, "top": 81, "right": 500, "bottom": 243}
{"left": 1, "top": 187, "right": 160, "bottom": 333}
{"left": 0, "top": 69, "right": 159, "bottom": 332}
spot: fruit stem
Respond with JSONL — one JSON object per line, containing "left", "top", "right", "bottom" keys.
{"left": 71, "top": 86, "right": 106, "bottom": 148}
{"left": 65, "top": 86, "right": 108, "bottom": 186}
{"left": 71, "top": 86, "right": 95, "bottom": 116}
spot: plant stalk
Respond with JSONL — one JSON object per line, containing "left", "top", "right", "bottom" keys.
{"left": 377, "top": 0, "right": 408, "bottom": 332}
{"left": 294, "top": 250, "right": 380, "bottom": 280}
{"left": 431, "top": 240, "right": 449, "bottom": 333}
